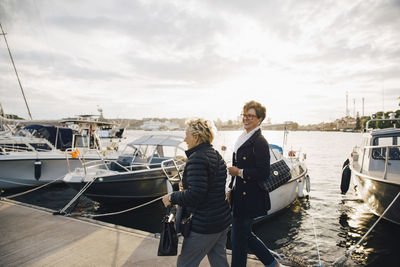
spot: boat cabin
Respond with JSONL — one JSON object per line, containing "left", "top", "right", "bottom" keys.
{"left": 356, "top": 128, "right": 400, "bottom": 178}
{"left": 22, "top": 124, "right": 74, "bottom": 151}
{"left": 111, "top": 135, "right": 186, "bottom": 171}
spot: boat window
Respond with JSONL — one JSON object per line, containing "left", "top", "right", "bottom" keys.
{"left": 29, "top": 143, "right": 52, "bottom": 151}
{"left": 143, "top": 145, "right": 157, "bottom": 159}
{"left": 163, "top": 145, "right": 186, "bottom": 158}
{"left": 122, "top": 145, "right": 137, "bottom": 156}
{"left": 155, "top": 145, "right": 164, "bottom": 157}
{"left": 74, "top": 135, "right": 89, "bottom": 148}
{"left": 131, "top": 145, "right": 156, "bottom": 163}
{"left": 372, "top": 136, "right": 400, "bottom": 160}
{"left": 0, "top": 143, "right": 30, "bottom": 152}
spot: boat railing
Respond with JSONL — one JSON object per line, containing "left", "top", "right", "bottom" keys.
{"left": 65, "top": 148, "right": 109, "bottom": 175}
{"left": 161, "top": 158, "right": 184, "bottom": 182}
{"left": 357, "top": 144, "right": 400, "bottom": 179}
{"left": 0, "top": 143, "right": 54, "bottom": 153}
{"left": 285, "top": 148, "right": 306, "bottom": 162}
{"left": 0, "top": 144, "right": 35, "bottom": 153}
{"left": 366, "top": 117, "right": 400, "bottom": 130}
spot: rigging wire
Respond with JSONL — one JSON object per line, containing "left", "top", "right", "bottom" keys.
{"left": 0, "top": 22, "right": 33, "bottom": 120}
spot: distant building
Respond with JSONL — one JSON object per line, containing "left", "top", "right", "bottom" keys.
{"left": 335, "top": 116, "right": 356, "bottom": 131}
{"left": 141, "top": 119, "right": 180, "bottom": 131}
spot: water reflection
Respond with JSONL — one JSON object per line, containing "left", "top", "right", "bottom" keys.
{"left": 252, "top": 197, "right": 314, "bottom": 264}
{"left": 337, "top": 198, "right": 400, "bottom": 266}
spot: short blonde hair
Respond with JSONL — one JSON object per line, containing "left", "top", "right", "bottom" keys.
{"left": 186, "top": 118, "right": 215, "bottom": 144}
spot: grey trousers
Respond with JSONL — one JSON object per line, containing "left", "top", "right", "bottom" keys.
{"left": 177, "top": 227, "right": 229, "bottom": 267}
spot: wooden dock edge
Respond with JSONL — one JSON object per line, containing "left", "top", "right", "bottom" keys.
{"left": 0, "top": 198, "right": 265, "bottom": 266}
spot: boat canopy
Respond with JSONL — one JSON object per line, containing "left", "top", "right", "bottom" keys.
{"left": 128, "top": 135, "right": 184, "bottom": 147}
{"left": 22, "top": 124, "right": 74, "bottom": 151}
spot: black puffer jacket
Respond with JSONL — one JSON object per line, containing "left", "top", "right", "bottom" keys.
{"left": 170, "top": 142, "right": 231, "bottom": 234}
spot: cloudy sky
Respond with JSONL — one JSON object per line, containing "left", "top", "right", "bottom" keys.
{"left": 0, "top": 0, "right": 399, "bottom": 124}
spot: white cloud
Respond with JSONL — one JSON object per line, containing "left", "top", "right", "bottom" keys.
{"left": 0, "top": 0, "right": 399, "bottom": 124}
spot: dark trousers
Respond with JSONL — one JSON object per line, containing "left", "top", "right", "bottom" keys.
{"left": 231, "top": 216, "right": 277, "bottom": 267}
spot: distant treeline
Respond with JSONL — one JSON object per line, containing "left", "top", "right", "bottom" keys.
{"left": 358, "top": 109, "right": 400, "bottom": 129}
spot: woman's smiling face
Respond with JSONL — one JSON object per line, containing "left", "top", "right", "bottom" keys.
{"left": 242, "top": 108, "right": 262, "bottom": 133}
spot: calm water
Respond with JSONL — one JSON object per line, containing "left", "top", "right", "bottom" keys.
{"left": 7, "top": 130, "right": 400, "bottom": 266}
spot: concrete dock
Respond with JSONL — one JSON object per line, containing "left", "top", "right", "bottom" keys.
{"left": 0, "top": 199, "right": 264, "bottom": 266}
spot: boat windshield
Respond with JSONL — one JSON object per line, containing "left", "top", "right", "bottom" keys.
{"left": 122, "top": 142, "right": 186, "bottom": 164}
{"left": 372, "top": 136, "right": 400, "bottom": 160}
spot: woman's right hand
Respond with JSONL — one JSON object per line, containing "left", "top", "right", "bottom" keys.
{"left": 162, "top": 194, "right": 171, "bottom": 207}
{"left": 179, "top": 182, "right": 183, "bottom": 191}
{"left": 225, "top": 190, "right": 231, "bottom": 207}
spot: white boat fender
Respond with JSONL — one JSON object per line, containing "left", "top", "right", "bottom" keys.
{"left": 340, "top": 159, "right": 351, "bottom": 194}
{"left": 34, "top": 160, "right": 42, "bottom": 180}
{"left": 297, "top": 180, "right": 304, "bottom": 198}
{"left": 305, "top": 174, "right": 311, "bottom": 193}
{"left": 166, "top": 179, "right": 174, "bottom": 194}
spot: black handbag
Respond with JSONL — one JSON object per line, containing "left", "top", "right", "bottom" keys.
{"left": 157, "top": 208, "right": 178, "bottom": 256}
{"left": 265, "top": 159, "right": 291, "bottom": 192}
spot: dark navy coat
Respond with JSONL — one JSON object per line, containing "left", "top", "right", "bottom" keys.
{"left": 170, "top": 142, "right": 231, "bottom": 234}
{"left": 229, "top": 129, "right": 271, "bottom": 218}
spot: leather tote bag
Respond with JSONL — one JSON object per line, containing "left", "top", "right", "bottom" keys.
{"left": 157, "top": 208, "right": 178, "bottom": 256}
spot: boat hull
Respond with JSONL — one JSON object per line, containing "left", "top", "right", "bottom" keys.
{"left": 351, "top": 168, "right": 400, "bottom": 225}
{"left": 65, "top": 169, "right": 173, "bottom": 203}
{"left": 0, "top": 154, "right": 109, "bottom": 189}
{"left": 254, "top": 170, "right": 308, "bottom": 222}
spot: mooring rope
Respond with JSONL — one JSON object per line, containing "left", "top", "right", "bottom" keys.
{"left": 0, "top": 176, "right": 64, "bottom": 199}
{"left": 56, "top": 177, "right": 99, "bottom": 215}
{"left": 81, "top": 195, "right": 165, "bottom": 218}
{"left": 333, "top": 191, "right": 400, "bottom": 266}
{"left": 311, "top": 214, "right": 322, "bottom": 266}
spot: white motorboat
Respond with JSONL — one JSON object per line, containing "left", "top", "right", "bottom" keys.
{"left": 342, "top": 116, "right": 400, "bottom": 225}
{"left": 0, "top": 122, "right": 118, "bottom": 190}
{"left": 63, "top": 134, "right": 187, "bottom": 203}
{"left": 254, "top": 144, "right": 310, "bottom": 221}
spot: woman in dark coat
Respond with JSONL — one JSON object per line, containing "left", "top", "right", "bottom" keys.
{"left": 162, "top": 118, "right": 231, "bottom": 267}
{"left": 227, "top": 101, "right": 282, "bottom": 267}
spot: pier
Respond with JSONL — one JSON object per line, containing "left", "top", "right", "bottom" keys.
{"left": 0, "top": 200, "right": 264, "bottom": 266}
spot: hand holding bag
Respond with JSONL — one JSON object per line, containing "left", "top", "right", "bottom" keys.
{"left": 179, "top": 212, "right": 193, "bottom": 237}
{"left": 157, "top": 207, "right": 178, "bottom": 256}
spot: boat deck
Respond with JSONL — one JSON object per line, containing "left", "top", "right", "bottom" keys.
{"left": 0, "top": 200, "right": 264, "bottom": 266}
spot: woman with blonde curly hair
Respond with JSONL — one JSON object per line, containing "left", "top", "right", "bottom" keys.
{"left": 162, "top": 118, "right": 231, "bottom": 267}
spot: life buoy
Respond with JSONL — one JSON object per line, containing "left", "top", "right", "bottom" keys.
{"left": 340, "top": 159, "right": 351, "bottom": 194}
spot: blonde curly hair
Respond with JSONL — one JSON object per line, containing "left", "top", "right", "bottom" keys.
{"left": 186, "top": 118, "right": 215, "bottom": 144}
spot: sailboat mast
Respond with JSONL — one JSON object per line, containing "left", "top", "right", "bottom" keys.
{"left": 0, "top": 22, "right": 33, "bottom": 120}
